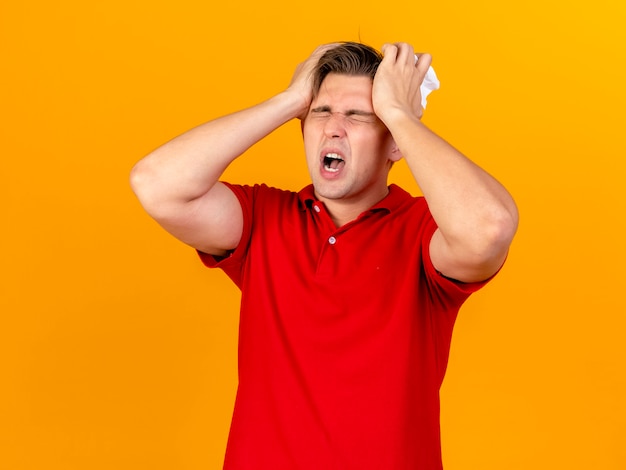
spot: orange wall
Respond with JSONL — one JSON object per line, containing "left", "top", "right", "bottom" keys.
{"left": 1, "top": 1, "right": 625, "bottom": 468}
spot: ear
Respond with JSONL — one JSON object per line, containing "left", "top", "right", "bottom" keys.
{"left": 388, "top": 140, "right": 403, "bottom": 162}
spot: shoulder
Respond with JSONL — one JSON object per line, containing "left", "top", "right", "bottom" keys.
{"left": 221, "top": 183, "right": 294, "bottom": 207}
{"left": 223, "top": 183, "right": 307, "bottom": 223}
{"left": 383, "top": 184, "right": 432, "bottom": 224}
{"left": 224, "top": 182, "right": 299, "bottom": 200}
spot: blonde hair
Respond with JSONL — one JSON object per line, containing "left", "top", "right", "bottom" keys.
{"left": 311, "top": 42, "right": 383, "bottom": 98}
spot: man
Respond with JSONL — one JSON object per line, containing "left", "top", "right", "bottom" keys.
{"left": 131, "top": 42, "right": 518, "bottom": 469}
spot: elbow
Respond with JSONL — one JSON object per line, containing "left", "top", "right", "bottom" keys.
{"left": 434, "top": 201, "right": 519, "bottom": 283}
{"left": 498, "top": 199, "right": 519, "bottom": 247}
{"left": 475, "top": 203, "right": 519, "bottom": 264}
{"left": 129, "top": 160, "right": 151, "bottom": 205}
{"left": 129, "top": 161, "right": 144, "bottom": 197}
{"left": 129, "top": 159, "right": 168, "bottom": 218}
{"left": 491, "top": 202, "right": 518, "bottom": 245}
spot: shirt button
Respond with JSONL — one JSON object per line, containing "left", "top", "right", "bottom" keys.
{"left": 313, "top": 205, "right": 321, "bottom": 213}
{"left": 328, "top": 236, "right": 337, "bottom": 245}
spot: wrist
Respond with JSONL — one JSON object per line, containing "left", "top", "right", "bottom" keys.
{"left": 378, "top": 105, "right": 423, "bottom": 130}
{"left": 276, "top": 88, "right": 311, "bottom": 121}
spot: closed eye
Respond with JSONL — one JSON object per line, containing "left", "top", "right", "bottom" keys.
{"left": 310, "top": 107, "right": 377, "bottom": 124}
{"left": 310, "top": 106, "right": 332, "bottom": 118}
{"left": 345, "top": 111, "right": 377, "bottom": 124}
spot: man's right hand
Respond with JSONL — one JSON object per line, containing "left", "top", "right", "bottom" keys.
{"left": 287, "top": 43, "right": 338, "bottom": 120}
{"left": 130, "top": 44, "right": 338, "bottom": 256}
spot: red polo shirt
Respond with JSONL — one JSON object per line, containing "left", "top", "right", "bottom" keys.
{"left": 199, "top": 183, "right": 488, "bottom": 469}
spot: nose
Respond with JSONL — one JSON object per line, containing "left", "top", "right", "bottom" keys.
{"left": 323, "top": 112, "right": 347, "bottom": 139}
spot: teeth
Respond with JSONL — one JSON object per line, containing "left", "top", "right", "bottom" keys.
{"left": 323, "top": 153, "right": 345, "bottom": 172}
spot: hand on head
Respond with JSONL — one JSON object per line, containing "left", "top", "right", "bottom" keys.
{"left": 287, "top": 43, "right": 339, "bottom": 121}
{"left": 289, "top": 42, "right": 433, "bottom": 123}
{"left": 375, "top": 42, "right": 432, "bottom": 122}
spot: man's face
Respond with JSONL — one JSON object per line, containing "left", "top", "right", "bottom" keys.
{"left": 302, "top": 73, "right": 396, "bottom": 207}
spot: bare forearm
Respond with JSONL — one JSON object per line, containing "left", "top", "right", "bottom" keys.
{"left": 130, "top": 91, "right": 303, "bottom": 212}
{"left": 395, "top": 116, "right": 518, "bottom": 260}
{"left": 372, "top": 43, "right": 517, "bottom": 280}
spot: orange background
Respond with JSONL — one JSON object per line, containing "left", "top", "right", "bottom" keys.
{"left": 1, "top": 1, "right": 625, "bottom": 468}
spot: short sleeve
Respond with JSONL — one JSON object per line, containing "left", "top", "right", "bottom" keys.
{"left": 197, "top": 182, "right": 256, "bottom": 289}
{"left": 419, "top": 210, "right": 493, "bottom": 306}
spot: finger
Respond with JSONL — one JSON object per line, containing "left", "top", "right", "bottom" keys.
{"left": 414, "top": 52, "right": 431, "bottom": 66}
{"left": 414, "top": 53, "right": 426, "bottom": 66}
{"left": 414, "top": 53, "right": 433, "bottom": 78}
{"left": 389, "top": 42, "right": 415, "bottom": 65}
{"left": 310, "top": 43, "right": 337, "bottom": 61}
{"left": 295, "top": 43, "right": 337, "bottom": 80}
{"left": 381, "top": 43, "right": 399, "bottom": 62}
{"left": 382, "top": 43, "right": 415, "bottom": 66}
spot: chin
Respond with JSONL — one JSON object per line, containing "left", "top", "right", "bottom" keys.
{"left": 313, "top": 183, "right": 349, "bottom": 201}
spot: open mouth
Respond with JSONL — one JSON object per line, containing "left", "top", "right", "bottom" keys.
{"left": 323, "top": 153, "right": 345, "bottom": 173}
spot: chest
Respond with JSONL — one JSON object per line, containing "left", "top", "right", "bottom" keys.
{"left": 244, "top": 203, "right": 428, "bottom": 315}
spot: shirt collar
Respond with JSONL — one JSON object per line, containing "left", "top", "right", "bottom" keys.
{"left": 297, "top": 184, "right": 412, "bottom": 214}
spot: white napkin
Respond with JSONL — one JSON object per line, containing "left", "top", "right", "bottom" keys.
{"left": 421, "top": 66, "right": 440, "bottom": 109}
{"left": 415, "top": 55, "right": 440, "bottom": 109}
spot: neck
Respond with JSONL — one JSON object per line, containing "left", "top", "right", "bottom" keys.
{"left": 320, "top": 186, "right": 390, "bottom": 227}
